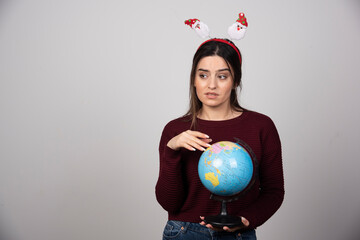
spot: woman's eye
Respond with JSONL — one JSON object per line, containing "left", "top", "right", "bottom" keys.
{"left": 199, "top": 74, "right": 207, "bottom": 79}
{"left": 219, "top": 75, "right": 228, "bottom": 80}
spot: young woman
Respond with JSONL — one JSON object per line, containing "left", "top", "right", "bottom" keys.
{"left": 156, "top": 39, "right": 284, "bottom": 240}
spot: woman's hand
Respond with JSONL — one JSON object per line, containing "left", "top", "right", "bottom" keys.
{"left": 167, "top": 130, "right": 212, "bottom": 151}
{"left": 199, "top": 216, "right": 250, "bottom": 232}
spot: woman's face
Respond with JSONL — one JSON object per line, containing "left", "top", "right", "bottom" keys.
{"left": 194, "top": 55, "right": 234, "bottom": 110}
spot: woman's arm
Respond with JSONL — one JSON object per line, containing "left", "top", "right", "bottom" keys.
{"left": 155, "top": 127, "right": 186, "bottom": 213}
{"left": 155, "top": 123, "right": 211, "bottom": 213}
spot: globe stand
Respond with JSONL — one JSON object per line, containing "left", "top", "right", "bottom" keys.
{"left": 199, "top": 140, "right": 259, "bottom": 229}
{"left": 203, "top": 194, "right": 243, "bottom": 228}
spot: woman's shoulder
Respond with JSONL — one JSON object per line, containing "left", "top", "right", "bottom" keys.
{"left": 244, "top": 110, "right": 277, "bottom": 128}
{"left": 245, "top": 110, "right": 272, "bottom": 121}
{"left": 165, "top": 114, "right": 192, "bottom": 125}
{"left": 162, "top": 115, "right": 192, "bottom": 133}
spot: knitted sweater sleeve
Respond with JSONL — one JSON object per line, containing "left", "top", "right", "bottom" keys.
{"left": 241, "top": 118, "right": 285, "bottom": 229}
{"left": 155, "top": 122, "right": 186, "bottom": 213}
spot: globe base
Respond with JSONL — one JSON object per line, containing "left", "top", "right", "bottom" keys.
{"left": 203, "top": 199, "right": 244, "bottom": 228}
{"left": 204, "top": 215, "right": 244, "bottom": 228}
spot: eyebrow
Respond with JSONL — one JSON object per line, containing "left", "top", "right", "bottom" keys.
{"left": 197, "top": 68, "right": 231, "bottom": 72}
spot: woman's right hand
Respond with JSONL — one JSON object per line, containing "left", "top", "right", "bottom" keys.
{"left": 167, "top": 130, "right": 212, "bottom": 151}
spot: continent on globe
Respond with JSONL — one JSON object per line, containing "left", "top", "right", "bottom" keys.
{"left": 205, "top": 172, "right": 220, "bottom": 187}
{"left": 210, "top": 141, "right": 241, "bottom": 154}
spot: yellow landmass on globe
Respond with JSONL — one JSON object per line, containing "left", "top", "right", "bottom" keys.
{"left": 205, "top": 172, "right": 219, "bottom": 187}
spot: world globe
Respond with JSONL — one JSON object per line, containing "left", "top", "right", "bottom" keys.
{"left": 198, "top": 141, "right": 254, "bottom": 197}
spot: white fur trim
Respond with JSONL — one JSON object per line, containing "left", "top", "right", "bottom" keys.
{"left": 194, "top": 21, "right": 210, "bottom": 39}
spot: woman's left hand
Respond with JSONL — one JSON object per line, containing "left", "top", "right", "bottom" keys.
{"left": 199, "top": 216, "right": 250, "bottom": 232}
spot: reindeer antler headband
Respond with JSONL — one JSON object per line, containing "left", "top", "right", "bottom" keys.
{"left": 185, "top": 13, "right": 248, "bottom": 63}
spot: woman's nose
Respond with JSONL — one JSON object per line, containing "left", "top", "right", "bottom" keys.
{"left": 208, "top": 77, "right": 217, "bottom": 89}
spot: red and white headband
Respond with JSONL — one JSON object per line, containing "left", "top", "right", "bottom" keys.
{"left": 185, "top": 13, "right": 248, "bottom": 63}
{"left": 184, "top": 13, "right": 248, "bottom": 40}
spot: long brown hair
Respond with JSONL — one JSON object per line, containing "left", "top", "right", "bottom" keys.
{"left": 183, "top": 39, "right": 246, "bottom": 129}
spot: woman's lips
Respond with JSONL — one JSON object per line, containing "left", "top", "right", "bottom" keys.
{"left": 205, "top": 92, "right": 219, "bottom": 99}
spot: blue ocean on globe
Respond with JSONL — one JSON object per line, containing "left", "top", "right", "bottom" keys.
{"left": 198, "top": 141, "right": 253, "bottom": 196}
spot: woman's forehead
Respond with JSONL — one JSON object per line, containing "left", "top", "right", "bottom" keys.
{"left": 197, "top": 56, "right": 228, "bottom": 69}
{"left": 197, "top": 56, "right": 233, "bottom": 73}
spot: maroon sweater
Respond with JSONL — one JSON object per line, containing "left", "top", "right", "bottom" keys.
{"left": 155, "top": 110, "right": 284, "bottom": 229}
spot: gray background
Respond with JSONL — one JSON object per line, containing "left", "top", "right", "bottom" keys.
{"left": 1, "top": 0, "right": 359, "bottom": 239}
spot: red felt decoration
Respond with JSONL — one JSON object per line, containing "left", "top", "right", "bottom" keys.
{"left": 185, "top": 19, "right": 200, "bottom": 28}
{"left": 236, "top": 13, "right": 248, "bottom": 27}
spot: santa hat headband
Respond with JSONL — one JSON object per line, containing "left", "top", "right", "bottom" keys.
{"left": 185, "top": 12, "right": 248, "bottom": 64}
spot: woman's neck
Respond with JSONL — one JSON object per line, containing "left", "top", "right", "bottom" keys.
{"left": 197, "top": 106, "right": 242, "bottom": 121}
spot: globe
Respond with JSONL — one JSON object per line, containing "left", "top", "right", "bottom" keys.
{"left": 198, "top": 141, "right": 254, "bottom": 197}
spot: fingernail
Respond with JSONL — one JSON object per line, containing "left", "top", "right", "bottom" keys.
{"left": 205, "top": 135, "right": 210, "bottom": 138}
{"left": 206, "top": 144, "right": 211, "bottom": 147}
{"left": 201, "top": 147, "right": 205, "bottom": 151}
{"left": 192, "top": 148, "right": 196, "bottom": 151}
